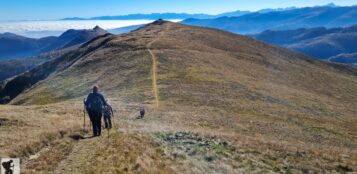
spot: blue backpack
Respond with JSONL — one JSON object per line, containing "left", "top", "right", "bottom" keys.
{"left": 86, "top": 93, "right": 104, "bottom": 113}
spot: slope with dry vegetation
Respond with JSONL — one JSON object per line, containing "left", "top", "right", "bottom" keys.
{"left": 0, "top": 20, "right": 356, "bottom": 173}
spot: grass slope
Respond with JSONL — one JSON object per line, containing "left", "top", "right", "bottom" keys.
{"left": 0, "top": 21, "right": 356, "bottom": 173}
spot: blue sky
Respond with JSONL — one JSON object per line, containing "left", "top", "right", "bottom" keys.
{"left": 0, "top": 0, "right": 356, "bottom": 21}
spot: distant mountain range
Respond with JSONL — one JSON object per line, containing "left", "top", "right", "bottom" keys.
{"left": 251, "top": 25, "right": 357, "bottom": 65}
{"left": 62, "top": 4, "right": 341, "bottom": 21}
{"left": 63, "top": 13, "right": 215, "bottom": 20}
{"left": 0, "top": 50, "right": 72, "bottom": 81}
{"left": 0, "top": 33, "right": 56, "bottom": 60}
{"left": 182, "top": 5, "right": 357, "bottom": 34}
{"left": 62, "top": 12, "right": 250, "bottom": 20}
{"left": 0, "top": 26, "right": 107, "bottom": 60}
{"left": 0, "top": 26, "right": 107, "bottom": 81}
{"left": 108, "top": 24, "right": 145, "bottom": 34}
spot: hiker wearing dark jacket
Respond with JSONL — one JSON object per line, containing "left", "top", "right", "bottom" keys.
{"left": 85, "top": 85, "right": 108, "bottom": 136}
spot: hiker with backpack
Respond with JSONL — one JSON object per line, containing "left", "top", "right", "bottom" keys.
{"left": 2, "top": 160, "right": 14, "bottom": 174}
{"left": 84, "top": 85, "right": 108, "bottom": 136}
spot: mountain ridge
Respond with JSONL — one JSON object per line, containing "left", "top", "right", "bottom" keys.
{"left": 0, "top": 20, "right": 356, "bottom": 173}
{"left": 62, "top": 3, "right": 345, "bottom": 21}
{"left": 62, "top": 12, "right": 249, "bottom": 20}
{"left": 251, "top": 25, "right": 357, "bottom": 65}
{"left": 0, "top": 20, "right": 355, "bottom": 104}
{"left": 0, "top": 26, "right": 108, "bottom": 81}
{"left": 182, "top": 5, "right": 357, "bottom": 34}
{"left": 0, "top": 26, "right": 108, "bottom": 60}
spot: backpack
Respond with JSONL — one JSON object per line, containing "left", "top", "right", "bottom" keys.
{"left": 87, "top": 93, "right": 104, "bottom": 113}
{"left": 2, "top": 161, "right": 9, "bottom": 170}
{"left": 104, "top": 105, "right": 112, "bottom": 118}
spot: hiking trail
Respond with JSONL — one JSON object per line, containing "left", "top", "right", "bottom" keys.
{"left": 146, "top": 23, "right": 171, "bottom": 109}
{"left": 148, "top": 49, "right": 159, "bottom": 109}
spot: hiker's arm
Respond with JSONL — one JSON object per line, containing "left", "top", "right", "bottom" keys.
{"left": 84, "top": 94, "right": 91, "bottom": 106}
{"left": 100, "top": 94, "right": 108, "bottom": 106}
{"left": 110, "top": 105, "right": 114, "bottom": 116}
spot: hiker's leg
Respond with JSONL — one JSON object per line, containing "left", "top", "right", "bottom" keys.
{"left": 92, "top": 117, "right": 97, "bottom": 136}
{"left": 93, "top": 113, "right": 99, "bottom": 136}
{"left": 104, "top": 116, "right": 109, "bottom": 128}
{"left": 97, "top": 114, "right": 102, "bottom": 136}
{"left": 94, "top": 116, "right": 99, "bottom": 136}
{"left": 108, "top": 116, "right": 112, "bottom": 129}
{"left": 88, "top": 111, "right": 97, "bottom": 136}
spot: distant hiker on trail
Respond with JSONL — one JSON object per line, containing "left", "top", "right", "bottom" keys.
{"left": 137, "top": 108, "right": 145, "bottom": 119}
{"left": 140, "top": 108, "right": 145, "bottom": 118}
{"left": 103, "top": 105, "right": 113, "bottom": 129}
{"left": 84, "top": 85, "right": 108, "bottom": 136}
{"left": 2, "top": 160, "right": 14, "bottom": 174}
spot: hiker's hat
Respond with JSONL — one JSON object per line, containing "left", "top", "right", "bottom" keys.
{"left": 93, "top": 85, "right": 100, "bottom": 93}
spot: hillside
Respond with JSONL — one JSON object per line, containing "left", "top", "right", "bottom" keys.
{"left": 0, "top": 26, "right": 107, "bottom": 81}
{"left": 251, "top": 25, "right": 357, "bottom": 65}
{"left": 0, "top": 26, "right": 107, "bottom": 60}
{"left": 0, "top": 33, "right": 56, "bottom": 60}
{"left": 0, "top": 47, "right": 78, "bottom": 81}
{"left": 329, "top": 52, "right": 357, "bottom": 64}
{"left": 182, "top": 5, "right": 357, "bottom": 34}
{"left": 0, "top": 58, "right": 43, "bottom": 81}
{"left": 0, "top": 20, "right": 356, "bottom": 173}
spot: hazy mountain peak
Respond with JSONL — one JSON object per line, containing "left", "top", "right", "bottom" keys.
{"left": 0, "top": 32, "right": 27, "bottom": 39}
{"left": 151, "top": 19, "right": 168, "bottom": 25}
{"left": 326, "top": 3, "right": 337, "bottom": 7}
{"left": 93, "top": 25, "right": 104, "bottom": 31}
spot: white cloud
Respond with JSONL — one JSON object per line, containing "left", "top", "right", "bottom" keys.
{"left": 0, "top": 20, "right": 181, "bottom": 38}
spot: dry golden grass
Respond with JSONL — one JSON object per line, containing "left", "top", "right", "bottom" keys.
{"left": 0, "top": 98, "right": 356, "bottom": 173}
{"left": 0, "top": 21, "right": 356, "bottom": 173}
{"left": 0, "top": 102, "right": 83, "bottom": 157}
{"left": 52, "top": 132, "right": 174, "bottom": 174}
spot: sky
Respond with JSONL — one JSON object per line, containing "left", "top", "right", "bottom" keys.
{"left": 0, "top": 0, "right": 356, "bottom": 21}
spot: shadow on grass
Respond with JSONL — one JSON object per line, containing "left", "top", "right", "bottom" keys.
{"left": 69, "top": 134, "right": 96, "bottom": 141}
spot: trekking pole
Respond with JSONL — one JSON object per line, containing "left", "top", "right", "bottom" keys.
{"left": 108, "top": 105, "right": 114, "bottom": 139}
{"left": 83, "top": 98, "right": 86, "bottom": 131}
{"left": 108, "top": 126, "right": 110, "bottom": 138}
{"left": 111, "top": 106, "right": 114, "bottom": 127}
{"left": 89, "top": 122, "right": 92, "bottom": 133}
{"left": 83, "top": 108, "right": 86, "bottom": 131}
